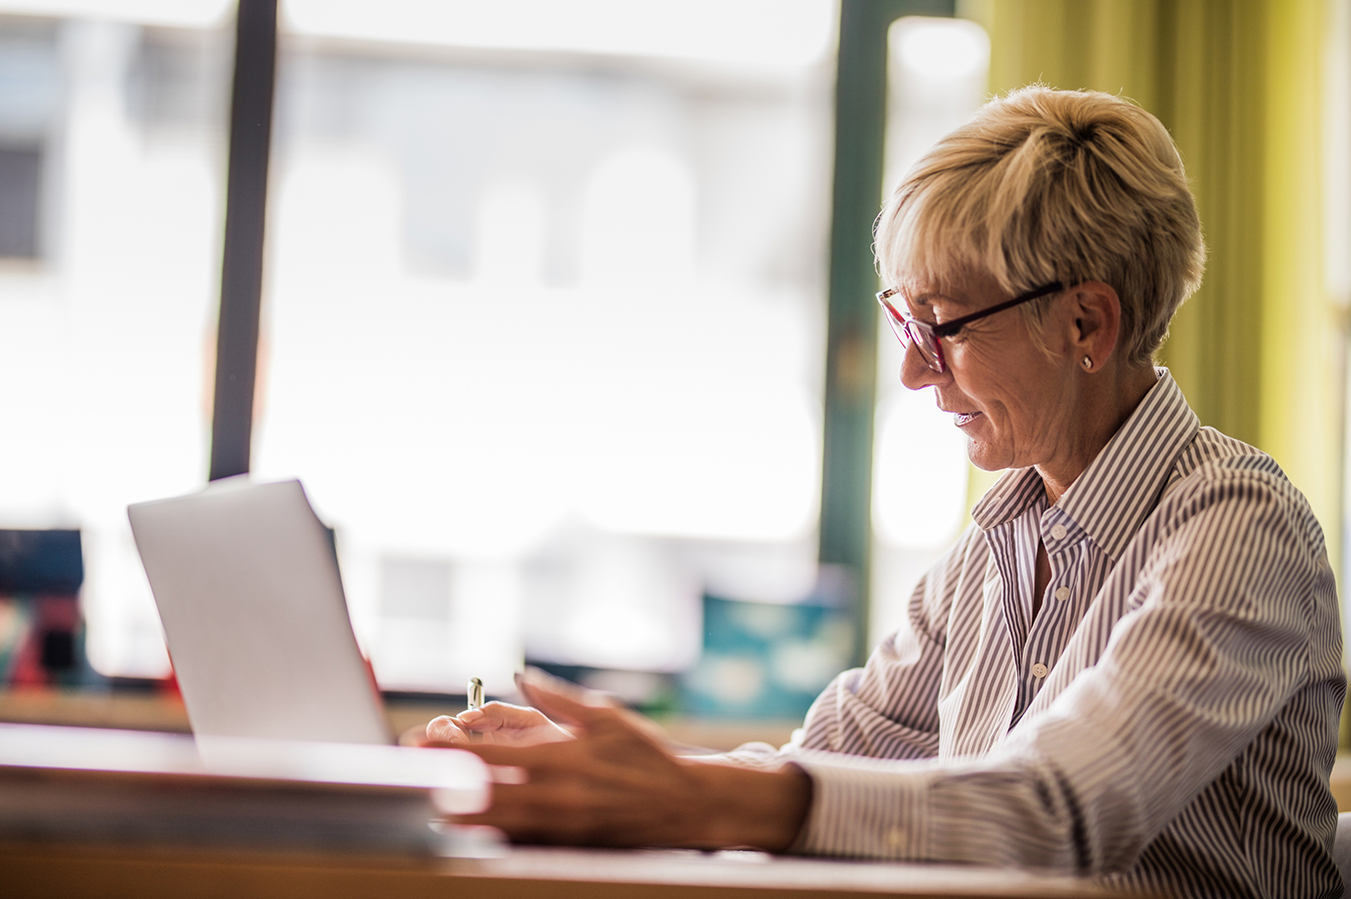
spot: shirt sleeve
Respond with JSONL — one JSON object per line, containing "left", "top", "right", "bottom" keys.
{"left": 785, "top": 466, "right": 1339, "bottom": 873}
{"left": 795, "top": 525, "right": 987, "bottom": 761}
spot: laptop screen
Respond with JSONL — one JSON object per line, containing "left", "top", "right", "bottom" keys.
{"left": 129, "top": 478, "right": 392, "bottom": 745}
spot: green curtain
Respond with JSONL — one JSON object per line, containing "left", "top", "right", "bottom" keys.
{"left": 961, "top": 0, "right": 1341, "bottom": 565}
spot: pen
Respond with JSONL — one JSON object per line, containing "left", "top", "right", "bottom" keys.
{"left": 466, "top": 677, "right": 484, "bottom": 742}
{"left": 467, "top": 677, "right": 484, "bottom": 712}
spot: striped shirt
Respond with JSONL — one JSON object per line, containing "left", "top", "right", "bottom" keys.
{"left": 781, "top": 370, "right": 1345, "bottom": 898}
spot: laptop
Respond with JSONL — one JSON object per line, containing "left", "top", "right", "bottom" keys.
{"left": 128, "top": 478, "right": 394, "bottom": 745}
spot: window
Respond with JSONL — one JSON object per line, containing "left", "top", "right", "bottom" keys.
{"left": 0, "top": 19, "right": 58, "bottom": 261}
{"left": 3, "top": 1, "right": 981, "bottom": 700}
{"left": 0, "top": 5, "right": 234, "bottom": 678}
{"left": 250, "top": 1, "right": 839, "bottom": 693}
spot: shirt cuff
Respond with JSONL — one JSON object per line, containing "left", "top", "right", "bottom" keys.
{"left": 782, "top": 748, "right": 936, "bottom": 859}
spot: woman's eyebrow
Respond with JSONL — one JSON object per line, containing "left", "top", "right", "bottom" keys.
{"left": 920, "top": 290, "right": 980, "bottom": 311}
{"left": 907, "top": 292, "right": 949, "bottom": 310}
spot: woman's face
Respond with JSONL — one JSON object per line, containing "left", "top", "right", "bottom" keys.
{"left": 899, "top": 274, "right": 1081, "bottom": 474}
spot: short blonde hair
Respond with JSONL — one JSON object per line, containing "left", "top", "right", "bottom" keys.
{"left": 875, "top": 87, "right": 1206, "bottom": 367}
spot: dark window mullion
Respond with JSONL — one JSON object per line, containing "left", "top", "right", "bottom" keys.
{"left": 209, "top": 0, "right": 277, "bottom": 482}
{"left": 820, "top": 0, "right": 955, "bottom": 664}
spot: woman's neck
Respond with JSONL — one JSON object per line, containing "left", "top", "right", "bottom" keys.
{"left": 1037, "top": 364, "right": 1159, "bottom": 505}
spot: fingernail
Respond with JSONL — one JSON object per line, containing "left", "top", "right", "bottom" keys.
{"left": 460, "top": 709, "right": 484, "bottom": 723}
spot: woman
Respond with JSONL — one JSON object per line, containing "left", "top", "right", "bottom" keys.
{"left": 426, "top": 88, "right": 1345, "bottom": 898}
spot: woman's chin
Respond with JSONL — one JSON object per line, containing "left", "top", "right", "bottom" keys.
{"left": 963, "top": 439, "right": 1010, "bottom": 473}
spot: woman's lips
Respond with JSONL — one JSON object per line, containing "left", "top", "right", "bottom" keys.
{"left": 953, "top": 411, "right": 982, "bottom": 427}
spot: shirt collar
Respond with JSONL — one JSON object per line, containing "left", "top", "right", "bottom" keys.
{"left": 970, "top": 368, "right": 1199, "bottom": 562}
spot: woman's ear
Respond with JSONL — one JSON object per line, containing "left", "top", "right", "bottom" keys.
{"left": 1069, "top": 282, "right": 1121, "bottom": 371}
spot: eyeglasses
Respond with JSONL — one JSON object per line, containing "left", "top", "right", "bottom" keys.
{"left": 875, "top": 281, "right": 1065, "bottom": 373}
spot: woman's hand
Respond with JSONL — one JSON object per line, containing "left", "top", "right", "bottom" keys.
{"left": 425, "top": 700, "right": 576, "bottom": 747}
{"left": 444, "top": 670, "right": 813, "bottom": 850}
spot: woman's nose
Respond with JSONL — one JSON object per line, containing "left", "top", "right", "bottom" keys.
{"left": 899, "top": 341, "right": 944, "bottom": 390}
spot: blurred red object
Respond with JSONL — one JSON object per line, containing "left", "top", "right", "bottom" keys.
{"left": 5, "top": 594, "right": 80, "bottom": 687}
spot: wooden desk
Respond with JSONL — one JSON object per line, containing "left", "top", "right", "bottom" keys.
{"left": 1, "top": 842, "right": 1120, "bottom": 899}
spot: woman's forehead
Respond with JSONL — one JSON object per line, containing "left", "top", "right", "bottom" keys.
{"left": 897, "top": 268, "right": 1001, "bottom": 308}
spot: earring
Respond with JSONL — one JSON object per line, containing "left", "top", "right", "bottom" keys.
{"left": 1082, "top": 356, "right": 1092, "bottom": 370}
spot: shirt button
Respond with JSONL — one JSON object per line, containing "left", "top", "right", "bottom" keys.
{"left": 886, "top": 826, "right": 905, "bottom": 848}
{"left": 1031, "top": 663, "right": 1049, "bottom": 678}
{"left": 1049, "top": 524, "right": 1067, "bottom": 540}
{"left": 1054, "top": 586, "right": 1070, "bottom": 601}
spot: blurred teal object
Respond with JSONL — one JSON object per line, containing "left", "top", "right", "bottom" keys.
{"left": 681, "top": 579, "right": 853, "bottom": 719}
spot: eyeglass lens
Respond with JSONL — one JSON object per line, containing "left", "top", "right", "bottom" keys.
{"left": 905, "top": 322, "right": 944, "bottom": 372}
{"left": 879, "top": 292, "right": 946, "bottom": 373}
{"left": 883, "top": 310, "right": 944, "bottom": 373}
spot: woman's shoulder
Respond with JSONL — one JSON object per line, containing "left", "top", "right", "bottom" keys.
{"left": 1176, "top": 425, "right": 1275, "bottom": 469}
{"left": 1161, "top": 425, "right": 1324, "bottom": 550}
{"left": 1168, "top": 425, "right": 1292, "bottom": 488}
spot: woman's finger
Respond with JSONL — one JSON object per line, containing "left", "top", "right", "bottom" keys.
{"left": 440, "top": 702, "right": 575, "bottom": 746}
{"left": 456, "top": 782, "right": 593, "bottom": 842}
{"left": 450, "top": 722, "right": 724, "bottom": 848}
{"left": 426, "top": 715, "right": 470, "bottom": 744}
{"left": 456, "top": 701, "right": 546, "bottom": 732}
{"left": 515, "top": 668, "right": 614, "bottom": 729}
{"left": 460, "top": 740, "right": 569, "bottom": 770}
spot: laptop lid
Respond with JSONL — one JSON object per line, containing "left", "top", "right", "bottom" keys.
{"left": 128, "top": 478, "right": 392, "bottom": 745}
